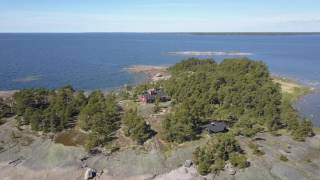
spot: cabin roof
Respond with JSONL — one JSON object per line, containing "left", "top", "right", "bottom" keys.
{"left": 202, "top": 121, "right": 227, "bottom": 133}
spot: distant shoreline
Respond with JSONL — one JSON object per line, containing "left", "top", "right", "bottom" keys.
{"left": 191, "top": 32, "right": 320, "bottom": 36}
{"left": 1, "top": 32, "right": 320, "bottom": 35}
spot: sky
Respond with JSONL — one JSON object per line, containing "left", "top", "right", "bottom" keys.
{"left": 0, "top": 0, "right": 320, "bottom": 32}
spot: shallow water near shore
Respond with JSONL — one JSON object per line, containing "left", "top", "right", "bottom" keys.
{"left": 0, "top": 33, "right": 320, "bottom": 126}
{"left": 295, "top": 91, "right": 320, "bottom": 127}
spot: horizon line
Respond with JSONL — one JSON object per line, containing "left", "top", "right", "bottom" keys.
{"left": 1, "top": 32, "right": 320, "bottom": 34}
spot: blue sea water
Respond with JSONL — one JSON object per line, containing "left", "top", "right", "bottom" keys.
{"left": 0, "top": 33, "right": 320, "bottom": 125}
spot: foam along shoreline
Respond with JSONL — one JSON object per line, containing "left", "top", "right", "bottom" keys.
{"left": 169, "top": 51, "right": 253, "bottom": 56}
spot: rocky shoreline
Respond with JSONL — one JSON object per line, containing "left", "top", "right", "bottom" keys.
{"left": 125, "top": 65, "right": 171, "bottom": 81}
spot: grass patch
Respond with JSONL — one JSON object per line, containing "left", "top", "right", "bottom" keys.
{"left": 313, "top": 128, "right": 320, "bottom": 135}
{"left": 248, "top": 141, "right": 265, "bottom": 156}
{"left": 306, "top": 159, "right": 312, "bottom": 163}
{"left": 54, "top": 128, "right": 88, "bottom": 147}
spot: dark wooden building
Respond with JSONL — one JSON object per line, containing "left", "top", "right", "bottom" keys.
{"left": 139, "top": 88, "right": 170, "bottom": 103}
{"left": 201, "top": 121, "right": 227, "bottom": 133}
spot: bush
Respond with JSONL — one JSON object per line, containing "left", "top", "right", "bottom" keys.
{"left": 292, "top": 120, "right": 314, "bottom": 142}
{"left": 248, "top": 141, "right": 265, "bottom": 156}
{"left": 233, "top": 119, "right": 264, "bottom": 137}
{"left": 193, "top": 133, "right": 247, "bottom": 175}
{"left": 197, "top": 161, "right": 210, "bottom": 175}
{"left": 212, "top": 159, "right": 225, "bottom": 173}
{"left": 281, "top": 100, "right": 314, "bottom": 141}
{"left": 230, "top": 153, "right": 249, "bottom": 168}
{"left": 279, "top": 155, "right": 289, "bottom": 162}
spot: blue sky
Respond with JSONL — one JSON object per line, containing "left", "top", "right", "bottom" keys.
{"left": 0, "top": 0, "right": 320, "bottom": 32}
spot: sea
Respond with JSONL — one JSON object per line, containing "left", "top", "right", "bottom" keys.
{"left": 0, "top": 33, "right": 320, "bottom": 126}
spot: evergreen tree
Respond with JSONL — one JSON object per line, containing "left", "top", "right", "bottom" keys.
{"left": 122, "top": 109, "right": 153, "bottom": 144}
{"left": 162, "top": 104, "right": 198, "bottom": 143}
{"left": 292, "top": 120, "right": 314, "bottom": 141}
{"left": 79, "top": 91, "right": 105, "bottom": 130}
{"left": 81, "top": 93, "right": 121, "bottom": 150}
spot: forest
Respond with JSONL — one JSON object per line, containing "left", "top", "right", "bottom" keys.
{"left": 161, "top": 58, "right": 313, "bottom": 143}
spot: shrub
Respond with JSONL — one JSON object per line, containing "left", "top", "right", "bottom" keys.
{"left": 248, "top": 141, "right": 265, "bottom": 156}
{"left": 230, "top": 153, "right": 249, "bottom": 168}
{"left": 193, "top": 133, "right": 248, "bottom": 175}
{"left": 292, "top": 120, "right": 314, "bottom": 142}
{"left": 280, "top": 155, "right": 289, "bottom": 162}
{"left": 212, "top": 159, "right": 226, "bottom": 173}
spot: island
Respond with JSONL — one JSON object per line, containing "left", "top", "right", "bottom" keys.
{"left": 0, "top": 58, "right": 318, "bottom": 180}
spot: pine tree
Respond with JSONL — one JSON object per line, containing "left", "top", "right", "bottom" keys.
{"left": 122, "top": 109, "right": 153, "bottom": 144}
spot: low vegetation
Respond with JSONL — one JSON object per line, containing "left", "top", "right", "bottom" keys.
{"left": 279, "top": 154, "right": 289, "bottom": 162}
{"left": 248, "top": 141, "right": 265, "bottom": 156}
{"left": 193, "top": 133, "right": 248, "bottom": 175}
